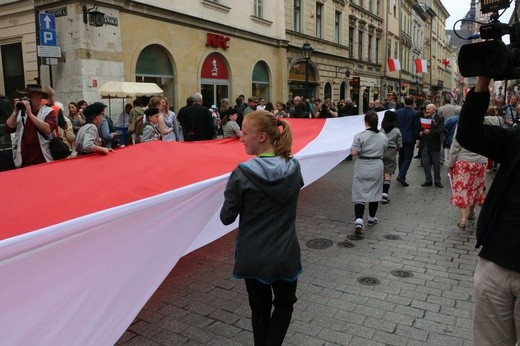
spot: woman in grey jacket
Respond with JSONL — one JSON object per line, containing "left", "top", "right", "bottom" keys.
{"left": 220, "top": 110, "right": 304, "bottom": 346}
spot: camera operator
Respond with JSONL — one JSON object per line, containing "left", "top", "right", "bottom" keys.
{"left": 4, "top": 84, "right": 57, "bottom": 168}
{"left": 457, "top": 76, "right": 520, "bottom": 345}
{"left": 315, "top": 103, "right": 338, "bottom": 118}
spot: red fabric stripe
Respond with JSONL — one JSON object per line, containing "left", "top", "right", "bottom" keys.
{"left": 388, "top": 59, "right": 396, "bottom": 72}
{"left": 0, "top": 119, "right": 325, "bottom": 240}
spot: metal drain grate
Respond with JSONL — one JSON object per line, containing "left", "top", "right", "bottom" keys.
{"left": 357, "top": 276, "right": 381, "bottom": 286}
{"left": 305, "top": 238, "right": 333, "bottom": 249}
{"left": 346, "top": 234, "right": 365, "bottom": 241}
{"left": 384, "top": 234, "right": 402, "bottom": 240}
{"left": 337, "top": 240, "right": 356, "bottom": 248}
{"left": 390, "top": 270, "right": 414, "bottom": 278}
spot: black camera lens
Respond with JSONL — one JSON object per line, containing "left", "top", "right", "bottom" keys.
{"left": 16, "top": 102, "right": 25, "bottom": 111}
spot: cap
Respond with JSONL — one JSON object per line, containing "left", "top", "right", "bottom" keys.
{"left": 144, "top": 107, "right": 160, "bottom": 116}
{"left": 83, "top": 102, "right": 107, "bottom": 117}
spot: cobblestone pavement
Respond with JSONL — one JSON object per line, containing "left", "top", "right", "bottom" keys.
{"left": 118, "top": 156, "right": 494, "bottom": 345}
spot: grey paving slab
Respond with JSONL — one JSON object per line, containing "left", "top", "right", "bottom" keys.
{"left": 118, "top": 156, "right": 494, "bottom": 345}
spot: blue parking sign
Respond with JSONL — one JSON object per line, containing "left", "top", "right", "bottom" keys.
{"left": 40, "top": 29, "right": 57, "bottom": 46}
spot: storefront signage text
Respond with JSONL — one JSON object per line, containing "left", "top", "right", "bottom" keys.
{"left": 206, "top": 33, "right": 230, "bottom": 50}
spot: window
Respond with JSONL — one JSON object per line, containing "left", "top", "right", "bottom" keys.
{"left": 394, "top": 42, "right": 398, "bottom": 61}
{"left": 368, "top": 35, "right": 373, "bottom": 62}
{"left": 358, "top": 30, "right": 363, "bottom": 60}
{"left": 253, "top": 0, "right": 263, "bottom": 18}
{"left": 376, "top": 37, "right": 380, "bottom": 64}
{"left": 252, "top": 61, "right": 270, "bottom": 101}
{"left": 1, "top": 42, "right": 25, "bottom": 100}
{"left": 294, "top": 0, "right": 301, "bottom": 32}
{"left": 335, "top": 11, "right": 341, "bottom": 44}
{"left": 316, "top": 3, "right": 323, "bottom": 39}
{"left": 387, "top": 38, "right": 391, "bottom": 60}
{"left": 349, "top": 27, "right": 355, "bottom": 58}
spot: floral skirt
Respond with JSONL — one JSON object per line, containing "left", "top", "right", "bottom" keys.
{"left": 450, "top": 160, "right": 486, "bottom": 208}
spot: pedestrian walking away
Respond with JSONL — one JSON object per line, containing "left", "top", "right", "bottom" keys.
{"left": 220, "top": 110, "right": 304, "bottom": 346}
{"left": 350, "top": 111, "right": 388, "bottom": 234}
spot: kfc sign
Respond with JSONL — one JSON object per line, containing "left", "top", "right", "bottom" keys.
{"left": 206, "top": 33, "right": 230, "bottom": 50}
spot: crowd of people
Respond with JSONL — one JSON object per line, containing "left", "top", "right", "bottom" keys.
{"left": 3, "top": 81, "right": 519, "bottom": 345}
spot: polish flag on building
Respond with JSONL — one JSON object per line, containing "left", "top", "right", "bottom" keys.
{"left": 420, "top": 117, "right": 432, "bottom": 129}
{"left": 387, "top": 58, "right": 401, "bottom": 72}
{"left": 414, "top": 59, "right": 428, "bottom": 73}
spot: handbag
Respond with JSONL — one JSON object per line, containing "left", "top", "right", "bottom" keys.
{"left": 49, "top": 136, "right": 72, "bottom": 160}
{"left": 36, "top": 126, "right": 72, "bottom": 160}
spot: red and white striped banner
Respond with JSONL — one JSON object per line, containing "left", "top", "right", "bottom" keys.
{"left": 0, "top": 116, "right": 368, "bottom": 345}
{"left": 414, "top": 59, "right": 428, "bottom": 74}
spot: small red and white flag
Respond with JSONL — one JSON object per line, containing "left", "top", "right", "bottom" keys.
{"left": 387, "top": 58, "right": 401, "bottom": 72}
{"left": 442, "top": 58, "right": 451, "bottom": 68}
{"left": 414, "top": 59, "right": 428, "bottom": 73}
{"left": 420, "top": 117, "right": 432, "bottom": 129}
{"left": 450, "top": 88, "right": 458, "bottom": 99}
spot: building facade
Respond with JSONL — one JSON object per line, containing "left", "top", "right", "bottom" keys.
{"left": 1, "top": 0, "right": 458, "bottom": 115}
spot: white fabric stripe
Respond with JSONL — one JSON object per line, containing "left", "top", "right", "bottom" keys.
{"left": 0, "top": 117, "right": 369, "bottom": 345}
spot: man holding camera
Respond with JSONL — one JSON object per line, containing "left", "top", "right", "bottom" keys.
{"left": 457, "top": 76, "right": 520, "bottom": 345}
{"left": 4, "top": 84, "right": 57, "bottom": 168}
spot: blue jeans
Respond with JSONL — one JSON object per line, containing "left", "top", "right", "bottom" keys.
{"left": 397, "top": 143, "right": 415, "bottom": 180}
{"left": 245, "top": 278, "right": 297, "bottom": 346}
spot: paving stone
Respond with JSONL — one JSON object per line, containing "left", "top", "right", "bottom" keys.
{"left": 117, "top": 159, "right": 480, "bottom": 345}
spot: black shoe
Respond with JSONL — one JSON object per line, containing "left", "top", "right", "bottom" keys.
{"left": 421, "top": 181, "right": 433, "bottom": 187}
{"left": 435, "top": 182, "right": 444, "bottom": 188}
{"left": 396, "top": 177, "right": 409, "bottom": 187}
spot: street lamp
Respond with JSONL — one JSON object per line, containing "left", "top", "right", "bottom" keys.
{"left": 302, "top": 42, "right": 314, "bottom": 99}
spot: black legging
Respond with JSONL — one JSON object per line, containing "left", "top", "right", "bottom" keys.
{"left": 354, "top": 202, "right": 379, "bottom": 220}
{"left": 245, "top": 278, "right": 298, "bottom": 346}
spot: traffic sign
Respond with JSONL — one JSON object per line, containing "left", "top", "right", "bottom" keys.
{"left": 37, "top": 45, "right": 61, "bottom": 58}
{"left": 40, "top": 29, "right": 57, "bottom": 46}
{"left": 39, "top": 13, "right": 56, "bottom": 30}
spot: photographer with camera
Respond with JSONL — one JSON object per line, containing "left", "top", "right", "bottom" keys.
{"left": 4, "top": 84, "right": 57, "bottom": 168}
{"left": 457, "top": 76, "right": 520, "bottom": 345}
{"left": 315, "top": 102, "right": 338, "bottom": 118}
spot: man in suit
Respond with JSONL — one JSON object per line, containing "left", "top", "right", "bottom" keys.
{"left": 181, "top": 93, "right": 214, "bottom": 141}
{"left": 419, "top": 103, "right": 445, "bottom": 188}
{"left": 395, "top": 96, "right": 420, "bottom": 187}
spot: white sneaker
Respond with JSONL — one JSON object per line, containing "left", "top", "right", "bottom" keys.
{"left": 354, "top": 218, "right": 364, "bottom": 234}
{"left": 368, "top": 218, "right": 378, "bottom": 226}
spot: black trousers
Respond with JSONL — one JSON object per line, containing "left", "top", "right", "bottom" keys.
{"left": 244, "top": 278, "right": 298, "bottom": 346}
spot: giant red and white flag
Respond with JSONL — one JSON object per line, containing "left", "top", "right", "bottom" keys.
{"left": 387, "top": 58, "right": 401, "bottom": 72}
{"left": 414, "top": 59, "right": 428, "bottom": 73}
{"left": 0, "top": 115, "right": 374, "bottom": 345}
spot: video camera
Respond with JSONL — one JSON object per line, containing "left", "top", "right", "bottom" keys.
{"left": 458, "top": 0, "right": 520, "bottom": 80}
{"left": 16, "top": 96, "right": 28, "bottom": 111}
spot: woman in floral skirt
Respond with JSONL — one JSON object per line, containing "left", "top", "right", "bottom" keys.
{"left": 445, "top": 125, "right": 487, "bottom": 229}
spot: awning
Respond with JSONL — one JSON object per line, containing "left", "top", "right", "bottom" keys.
{"left": 98, "top": 82, "right": 164, "bottom": 98}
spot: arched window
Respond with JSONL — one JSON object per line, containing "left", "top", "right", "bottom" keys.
{"left": 201, "top": 53, "right": 230, "bottom": 109}
{"left": 135, "top": 44, "right": 174, "bottom": 105}
{"left": 340, "top": 82, "right": 347, "bottom": 100}
{"left": 252, "top": 61, "right": 270, "bottom": 101}
{"left": 324, "top": 83, "right": 332, "bottom": 99}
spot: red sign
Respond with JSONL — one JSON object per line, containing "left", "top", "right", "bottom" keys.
{"left": 201, "top": 53, "right": 228, "bottom": 79}
{"left": 206, "top": 33, "right": 230, "bottom": 50}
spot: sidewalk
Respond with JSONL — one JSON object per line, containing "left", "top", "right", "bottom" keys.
{"left": 118, "top": 156, "right": 492, "bottom": 345}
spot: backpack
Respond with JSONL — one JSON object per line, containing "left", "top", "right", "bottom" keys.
{"left": 134, "top": 115, "right": 144, "bottom": 143}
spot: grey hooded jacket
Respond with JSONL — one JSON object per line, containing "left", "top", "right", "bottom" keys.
{"left": 220, "top": 156, "right": 304, "bottom": 284}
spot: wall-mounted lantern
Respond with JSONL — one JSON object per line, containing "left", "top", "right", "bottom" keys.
{"left": 83, "top": 5, "right": 105, "bottom": 27}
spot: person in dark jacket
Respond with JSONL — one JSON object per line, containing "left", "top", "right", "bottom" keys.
{"left": 395, "top": 96, "right": 420, "bottom": 187}
{"left": 457, "top": 76, "right": 520, "bottom": 345}
{"left": 418, "top": 103, "right": 445, "bottom": 187}
{"left": 220, "top": 110, "right": 304, "bottom": 346}
{"left": 180, "top": 93, "right": 214, "bottom": 141}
